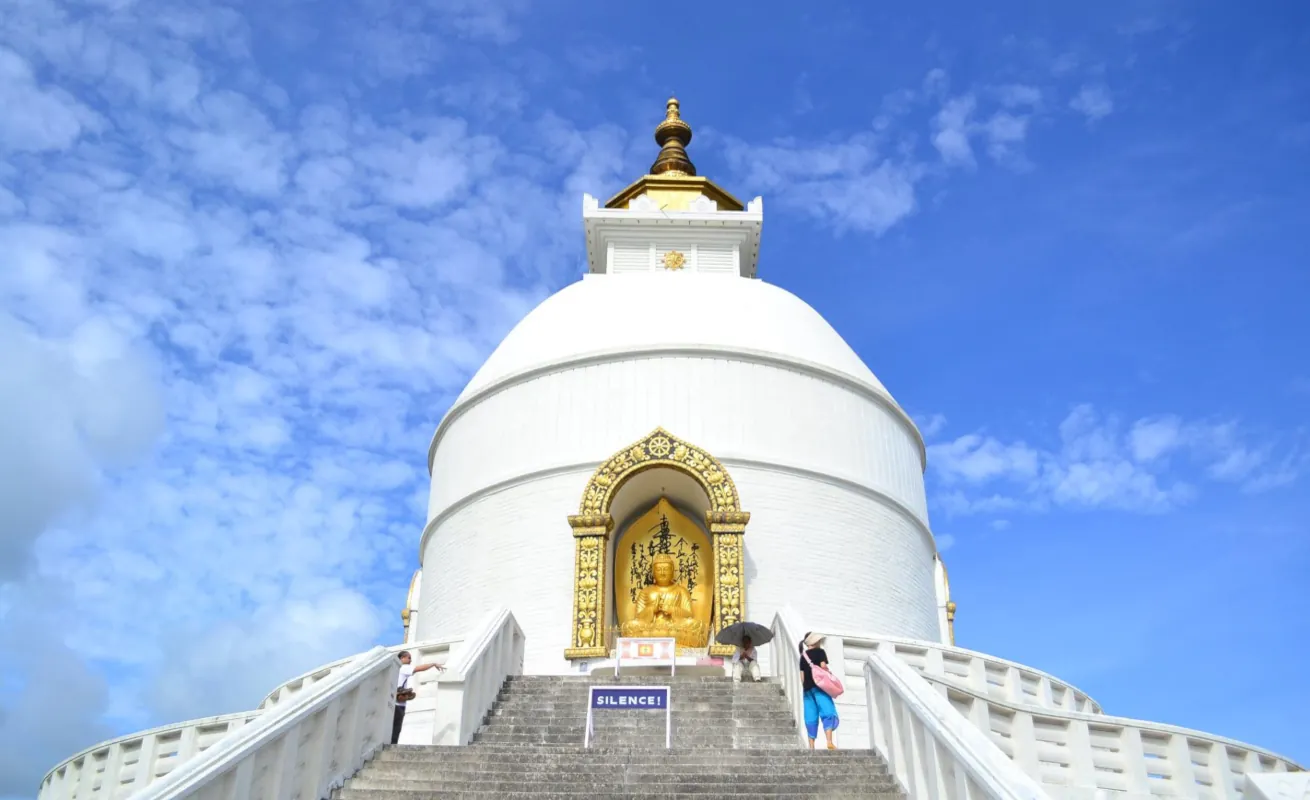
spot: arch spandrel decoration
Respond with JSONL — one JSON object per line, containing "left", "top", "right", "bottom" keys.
{"left": 575, "top": 427, "right": 741, "bottom": 517}
{"left": 565, "top": 428, "right": 749, "bottom": 660}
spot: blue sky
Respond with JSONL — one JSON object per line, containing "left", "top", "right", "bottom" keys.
{"left": 1, "top": 0, "right": 1307, "bottom": 794}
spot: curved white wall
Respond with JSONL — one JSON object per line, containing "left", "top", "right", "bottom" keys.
{"left": 419, "top": 352, "right": 938, "bottom": 674}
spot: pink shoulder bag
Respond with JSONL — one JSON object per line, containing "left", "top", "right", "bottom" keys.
{"left": 803, "top": 649, "right": 844, "bottom": 699}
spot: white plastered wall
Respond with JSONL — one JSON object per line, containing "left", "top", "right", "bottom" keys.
{"left": 418, "top": 352, "right": 940, "bottom": 674}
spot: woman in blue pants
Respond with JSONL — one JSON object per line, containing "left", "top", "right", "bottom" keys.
{"left": 799, "top": 632, "right": 839, "bottom": 749}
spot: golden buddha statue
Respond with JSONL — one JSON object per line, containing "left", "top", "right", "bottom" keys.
{"left": 620, "top": 553, "right": 705, "bottom": 647}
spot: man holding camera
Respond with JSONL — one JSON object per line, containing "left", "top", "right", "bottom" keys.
{"left": 394, "top": 650, "right": 444, "bottom": 744}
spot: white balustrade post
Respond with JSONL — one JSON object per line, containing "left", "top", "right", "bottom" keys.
{"left": 1036, "top": 677, "right": 1055, "bottom": 709}
{"left": 1166, "top": 733, "right": 1199, "bottom": 793}
{"left": 866, "top": 670, "right": 885, "bottom": 756}
{"left": 967, "top": 656, "right": 988, "bottom": 696}
{"left": 1009, "top": 711, "right": 1041, "bottom": 778}
{"left": 101, "top": 744, "right": 123, "bottom": 798}
{"left": 269, "top": 727, "right": 301, "bottom": 799}
{"left": 301, "top": 698, "right": 342, "bottom": 800}
{"left": 228, "top": 756, "right": 256, "bottom": 798}
{"left": 1208, "top": 740, "right": 1239, "bottom": 796}
{"left": 925, "top": 647, "right": 946, "bottom": 678}
{"left": 1004, "top": 667, "right": 1023, "bottom": 704}
{"left": 1065, "top": 719, "right": 1099, "bottom": 790}
{"left": 1119, "top": 727, "right": 1153, "bottom": 795}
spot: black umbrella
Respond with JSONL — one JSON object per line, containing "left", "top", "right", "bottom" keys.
{"left": 715, "top": 621, "right": 774, "bottom": 647}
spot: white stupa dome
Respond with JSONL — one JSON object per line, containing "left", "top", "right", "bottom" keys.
{"left": 454, "top": 272, "right": 900, "bottom": 410}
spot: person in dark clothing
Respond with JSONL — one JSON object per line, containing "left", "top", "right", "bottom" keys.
{"left": 799, "top": 631, "right": 839, "bottom": 750}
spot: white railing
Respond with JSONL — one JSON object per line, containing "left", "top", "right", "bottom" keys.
{"left": 865, "top": 653, "right": 1054, "bottom": 800}
{"left": 259, "top": 638, "right": 461, "bottom": 713}
{"left": 38, "top": 713, "right": 260, "bottom": 800}
{"left": 768, "top": 608, "right": 809, "bottom": 747}
{"left": 130, "top": 646, "right": 396, "bottom": 800}
{"left": 1244, "top": 772, "right": 1310, "bottom": 800}
{"left": 429, "top": 607, "right": 525, "bottom": 746}
{"left": 921, "top": 672, "right": 1303, "bottom": 799}
{"left": 38, "top": 639, "right": 461, "bottom": 799}
{"left": 839, "top": 635, "right": 1101, "bottom": 715}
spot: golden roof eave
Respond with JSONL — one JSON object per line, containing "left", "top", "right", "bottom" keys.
{"left": 604, "top": 174, "right": 745, "bottom": 212}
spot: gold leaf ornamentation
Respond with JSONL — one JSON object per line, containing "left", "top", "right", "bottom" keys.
{"left": 661, "top": 250, "right": 686, "bottom": 270}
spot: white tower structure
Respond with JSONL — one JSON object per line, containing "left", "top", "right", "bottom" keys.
{"left": 415, "top": 98, "right": 945, "bottom": 675}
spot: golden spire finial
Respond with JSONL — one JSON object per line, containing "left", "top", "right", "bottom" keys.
{"left": 651, "top": 96, "right": 695, "bottom": 177}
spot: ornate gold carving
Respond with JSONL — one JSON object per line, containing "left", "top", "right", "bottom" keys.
{"left": 661, "top": 250, "right": 686, "bottom": 271}
{"left": 578, "top": 428, "right": 741, "bottom": 516}
{"left": 566, "top": 529, "right": 610, "bottom": 659}
{"left": 615, "top": 498, "right": 711, "bottom": 648}
{"left": 708, "top": 531, "right": 745, "bottom": 657}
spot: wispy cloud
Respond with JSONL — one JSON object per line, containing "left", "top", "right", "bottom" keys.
{"left": 720, "top": 71, "right": 1066, "bottom": 235}
{"left": 927, "top": 405, "right": 1302, "bottom": 516}
{"left": 1071, "top": 84, "right": 1115, "bottom": 122}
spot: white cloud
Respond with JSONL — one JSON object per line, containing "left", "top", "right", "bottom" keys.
{"left": 719, "top": 69, "right": 1057, "bottom": 235}
{"left": 1071, "top": 84, "right": 1114, "bottom": 122}
{"left": 936, "top": 533, "right": 956, "bottom": 552}
{"left": 997, "top": 84, "right": 1042, "bottom": 108}
{"left": 915, "top": 412, "right": 948, "bottom": 438}
{"left": 721, "top": 135, "right": 921, "bottom": 235}
{"left": 929, "top": 434, "right": 1041, "bottom": 485}
{"left": 0, "top": 0, "right": 627, "bottom": 790}
{"left": 932, "top": 95, "right": 977, "bottom": 167}
{"left": 0, "top": 45, "right": 102, "bottom": 153}
{"left": 929, "top": 404, "right": 1301, "bottom": 516}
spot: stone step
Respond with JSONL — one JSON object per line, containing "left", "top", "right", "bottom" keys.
{"left": 495, "top": 689, "right": 784, "bottom": 698}
{"left": 357, "top": 763, "right": 891, "bottom": 780}
{"left": 344, "top": 778, "right": 897, "bottom": 793}
{"left": 489, "top": 708, "right": 795, "bottom": 719}
{"left": 497, "top": 680, "right": 775, "bottom": 686}
{"left": 338, "top": 669, "right": 903, "bottom": 800}
{"left": 337, "top": 791, "right": 898, "bottom": 800}
{"left": 481, "top": 719, "right": 794, "bottom": 732}
{"left": 470, "top": 738, "right": 798, "bottom": 749}
{"left": 378, "top": 746, "right": 871, "bottom": 761}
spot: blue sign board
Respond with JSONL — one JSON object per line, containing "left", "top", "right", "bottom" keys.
{"left": 585, "top": 685, "right": 672, "bottom": 748}
{"left": 590, "top": 686, "right": 669, "bottom": 710}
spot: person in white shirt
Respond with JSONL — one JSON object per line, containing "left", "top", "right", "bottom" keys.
{"left": 731, "top": 635, "right": 761, "bottom": 683}
{"left": 393, "top": 650, "right": 443, "bottom": 744}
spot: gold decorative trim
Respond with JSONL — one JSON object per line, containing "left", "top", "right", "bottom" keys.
{"left": 567, "top": 427, "right": 750, "bottom": 660}
{"left": 707, "top": 530, "right": 745, "bottom": 657}
{"left": 567, "top": 531, "right": 610, "bottom": 654}
{"left": 579, "top": 427, "right": 741, "bottom": 516}
{"left": 661, "top": 250, "right": 686, "bottom": 270}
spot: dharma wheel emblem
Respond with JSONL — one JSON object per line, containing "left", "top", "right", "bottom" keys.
{"left": 661, "top": 250, "right": 686, "bottom": 270}
{"left": 648, "top": 435, "right": 673, "bottom": 457}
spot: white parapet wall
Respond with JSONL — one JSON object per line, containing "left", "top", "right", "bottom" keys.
{"left": 768, "top": 610, "right": 1303, "bottom": 800}
{"left": 38, "top": 713, "right": 261, "bottom": 800}
{"left": 39, "top": 638, "right": 464, "bottom": 799}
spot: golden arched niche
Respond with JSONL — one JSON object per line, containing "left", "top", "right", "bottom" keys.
{"left": 565, "top": 428, "right": 749, "bottom": 660}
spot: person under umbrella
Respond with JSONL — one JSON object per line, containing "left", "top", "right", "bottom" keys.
{"left": 715, "top": 621, "right": 773, "bottom": 683}
{"left": 732, "top": 635, "right": 761, "bottom": 682}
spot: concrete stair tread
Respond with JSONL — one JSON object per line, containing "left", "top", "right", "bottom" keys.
{"left": 340, "top": 673, "right": 903, "bottom": 799}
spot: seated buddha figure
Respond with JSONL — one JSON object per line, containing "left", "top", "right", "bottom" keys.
{"left": 621, "top": 553, "right": 705, "bottom": 648}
